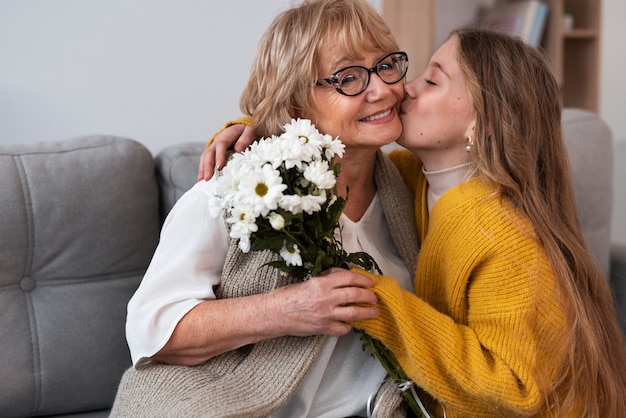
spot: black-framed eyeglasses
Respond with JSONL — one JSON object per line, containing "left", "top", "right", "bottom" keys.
{"left": 316, "top": 51, "right": 408, "bottom": 97}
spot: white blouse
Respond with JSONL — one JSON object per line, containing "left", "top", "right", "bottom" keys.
{"left": 126, "top": 179, "right": 413, "bottom": 417}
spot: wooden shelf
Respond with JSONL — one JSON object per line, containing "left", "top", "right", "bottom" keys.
{"left": 382, "top": 0, "right": 434, "bottom": 82}
{"left": 563, "top": 29, "right": 599, "bottom": 39}
{"left": 382, "top": 0, "right": 602, "bottom": 112}
{"left": 543, "top": 0, "right": 602, "bottom": 111}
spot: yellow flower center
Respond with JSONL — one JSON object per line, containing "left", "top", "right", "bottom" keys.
{"left": 255, "top": 183, "right": 268, "bottom": 197}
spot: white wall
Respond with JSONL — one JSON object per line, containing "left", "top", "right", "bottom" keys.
{"left": 0, "top": 0, "right": 623, "bottom": 242}
{"left": 0, "top": 0, "right": 290, "bottom": 153}
{"left": 434, "top": 0, "right": 497, "bottom": 48}
{"left": 601, "top": 0, "right": 626, "bottom": 243}
{"left": 601, "top": 0, "right": 626, "bottom": 145}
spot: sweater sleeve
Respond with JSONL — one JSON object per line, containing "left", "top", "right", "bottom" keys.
{"left": 206, "top": 115, "right": 253, "bottom": 147}
{"left": 350, "top": 193, "right": 569, "bottom": 417}
{"left": 353, "top": 269, "right": 566, "bottom": 417}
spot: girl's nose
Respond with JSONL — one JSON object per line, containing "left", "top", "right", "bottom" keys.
{"left": 403, "top": 78, "right": 418, "bottom": 100}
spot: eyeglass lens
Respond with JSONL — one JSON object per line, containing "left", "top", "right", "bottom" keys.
{"left": 332, "top": 52, "right": 408, "bottom": 96}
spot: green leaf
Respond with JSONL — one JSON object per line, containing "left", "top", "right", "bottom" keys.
{"left": 344, "top": 251, "right": 382, "bottom": 274}
{"left": 264, "top": 260, "right": 310, "bottom": 281}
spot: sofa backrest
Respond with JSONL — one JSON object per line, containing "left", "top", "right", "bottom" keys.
{"left": 155, "top": 142, "right": 205, "bottom": 223}
{"left": 0, "top": 136, "right": 160, "bottom": 417}
{"left": 561, "top": 108, "right": 613, "bottom": 278}
{"left": 155, "top": 109, "right": 614, "bottom": 278}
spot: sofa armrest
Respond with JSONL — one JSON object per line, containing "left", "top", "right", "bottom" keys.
{"left": 610, "top": 242, "right": 626, "bottom": 334}
{"left": 0, "top": 136, "right": 160, "bottom": 416}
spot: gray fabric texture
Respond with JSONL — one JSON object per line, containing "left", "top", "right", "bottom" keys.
{"left": 561, "top": 108, "right": 613, "bottom": 278}
{"left": 155, "top": 142, "right": 205, "bottom": 223}
{"left": 111, "top": 151, "right": 419, "bottom": 418}
{"left": 0, "top": 136, "right": 160, "bottom": 417}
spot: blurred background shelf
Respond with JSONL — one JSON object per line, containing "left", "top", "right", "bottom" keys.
{"left": 382, "top": 0, "right": 602, "bottom": 112}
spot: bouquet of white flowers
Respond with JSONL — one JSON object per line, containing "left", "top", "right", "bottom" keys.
{"left": 208, "top": 118, "right": 380, "bottom": 279}
{"left": 209, "top": 118, "right": 431, "bottom": 418}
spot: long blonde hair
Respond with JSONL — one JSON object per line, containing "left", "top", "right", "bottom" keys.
{"left": 239, "top": 0, "right": 398, "bottom": 138}
{"left": 454, "top": 28, "right": 626, "bottom": 417}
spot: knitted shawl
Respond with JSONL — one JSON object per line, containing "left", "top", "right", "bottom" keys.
{"left": 111, "top": 151, "right": 419, "bottom": 418}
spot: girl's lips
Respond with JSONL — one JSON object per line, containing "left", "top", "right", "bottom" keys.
{"left": 400, "top": 101, "right": 409, "bottom": 116}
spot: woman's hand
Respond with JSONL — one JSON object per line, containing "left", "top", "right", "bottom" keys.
{"left": 269, "top": 268, "right": 380, "bottom": 337}
{"left": 197, "top": 124, "right": 257, "bottom": 181}
{"left": 153, "top": 268, "right": 378, "bottom": 365}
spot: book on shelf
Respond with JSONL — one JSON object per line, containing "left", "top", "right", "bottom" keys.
{"left": 479, "top": 0, "right": 549, "bottom": 47}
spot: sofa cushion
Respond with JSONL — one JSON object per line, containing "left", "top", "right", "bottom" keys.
{"left": 155, "top": 142, "right": 205, "bottom": 222}
{"left": 0, "top": 136, "right": 160, "bottom": 417}
{"left": 561, "top": 108, "right": 613, "bottom": 278}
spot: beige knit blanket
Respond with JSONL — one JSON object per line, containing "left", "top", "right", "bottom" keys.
{"left": 111, "top": 151, "right": 419, "bottom": 417}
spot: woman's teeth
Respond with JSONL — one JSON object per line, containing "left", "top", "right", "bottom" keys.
{"left": 363, "top": 109, "right": 392, "bottom": 121}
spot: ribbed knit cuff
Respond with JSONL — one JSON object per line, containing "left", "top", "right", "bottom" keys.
{"left": 350, "top": 269, "right": 403, "bottom": 338}
{"left": 206, "top": 115, "right": 253, "bottom": 147}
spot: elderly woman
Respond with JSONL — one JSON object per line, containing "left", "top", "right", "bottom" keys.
{"left": 111, "top": 1, "right": 419, "bottom": 417}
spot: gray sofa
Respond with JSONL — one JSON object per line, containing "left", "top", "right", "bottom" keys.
{"left": 1, "top": 108, "right": 625, "bottom": 417}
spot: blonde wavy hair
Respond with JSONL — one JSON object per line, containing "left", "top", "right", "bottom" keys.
{"left": 454, "top": 28, "right": 626, "bottom": 417}
{"left": 239, "top": 0, "right": 399, "bottom": 138}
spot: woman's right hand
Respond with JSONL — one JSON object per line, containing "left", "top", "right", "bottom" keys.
{"left": 197, "top": 124, "right": 257, "bottom": 181}
{"left": 153, "top": 268, "right": 379, "bottom": 366}
{"left": 269, "top": 268, "right": 380, "bottom": 337}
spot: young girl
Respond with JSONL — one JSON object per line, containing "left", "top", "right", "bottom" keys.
{"left": 348, "top": 28, "right": 626, "bottom": 417}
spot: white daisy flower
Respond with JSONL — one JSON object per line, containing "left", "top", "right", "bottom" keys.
{"left": 282, "top": 118, "right": 326, "bottom": 163}
{"left": 300, "top": 191, "right": 327, "bottom": 215}
{"left": 226, "top": 204, "right": 258, "bottom": 248}
{"left": 280, "top": 243, "right": 302, "bottom": 266}
{"left": 283, "top": 118, "right": 324, "bottom": 145}
{"left": 277, "top": 134, "right": 309, "bottom": 170}
{"left": 212, "top": 163, "right": 239, "bottom": 197}
{"left": 207, "top": 193, "right": 226, "bottom": 218}
{"left": 303, "top": 160, "right": 336, "bottom": 190}
{"left": 238, "top": 163, "right": 287, "bottom": 217}
{"left": 248, "top": 135, "right": 281, "bottom": 166}
{"left": 321, "top": 134, "right": 345, "bottom": 160}
{"left": 237, "top": 234, "right": 251, "bottom": 253}
{"left": 279, "top": 194, "right": 304, "bottom": 215}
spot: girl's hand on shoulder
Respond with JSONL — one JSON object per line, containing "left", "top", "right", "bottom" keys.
{"left": 198, "top": 124, "right": 257, "bottom": 181}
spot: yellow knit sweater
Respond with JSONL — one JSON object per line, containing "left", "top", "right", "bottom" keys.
{"left": 206, "top": 115, "right": 253, "bottom": 147}
{"left": 353, "top": 150, "right": 570, "bottom": 417}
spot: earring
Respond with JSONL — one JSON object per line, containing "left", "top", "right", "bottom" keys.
{"left": 466, "top": 136, "right": 473, "bottom": 153}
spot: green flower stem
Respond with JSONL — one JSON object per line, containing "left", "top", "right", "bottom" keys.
{"left": 357, "top": 330, "right": 427, "bottom": 418}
